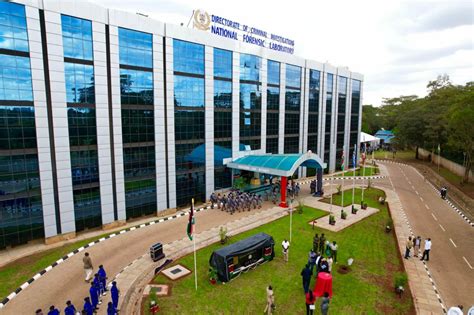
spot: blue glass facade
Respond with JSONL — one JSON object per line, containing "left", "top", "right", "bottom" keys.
{"left": 349, "top": 80, "right": 361, "bottom": 163}
{"left": 336, "top": 76, "right": 348, "bottom": 168}
{"left": 62, "top": 15, "right": 102, "bottom": 231}
{"left": 213, "top": 49, "right": 232, "bottom": 190}
{"left": 266, "top": 60, "right": 280, "bottom": 154}
{"left": 0, "top": 2, "right": 44, "bottom": 249}
{"left": 61, "top": 15, "right": 93, "bottom": 60}
{"left": 0, "top": 2, "right": 29, "bottom": 52}
{"left": 239, "top": 54, "right": 261, "bottom": 150}
{"left": 174, "top": 40, "right": 205, "bottom": 206}
{"left": 118, "top": 28, "right": 153, "bottom": 68}
{"left": 284, "top": 64, "right": 301, "bottom": 153}
{"left": 119, "top": 27, "right": 156, "bottom": 219}
{"left": 324, "top": 74, "right": 334, "bottom": 167}
{"left": 307, "top": 69, "right": 320, "bottom": 154}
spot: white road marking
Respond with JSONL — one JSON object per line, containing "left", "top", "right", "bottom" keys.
{"left": 463, "top": 256, "right": 473, "bottom": 269}
{"left": 420, "top": 197, "right": 424, "bottom": 202}
{"left": 431, "top": 213, "right": 438, "bottom": 221}
{"left": 415, "top": 191, "right": 419, "bottom": 195}
{"left": 425, "top": 204, "right": 430, "bottom": 210}
{"left": 408, "top": 181, "right": 411, "bottom": 185}
{"left": 411, "top": 185, "right": 415, "bottom": 190}
{"left": 439, "top": 224, "right": 446, "bottom": 232}
{"left": 449, "top": 238, "right": 457, "bottom": 248}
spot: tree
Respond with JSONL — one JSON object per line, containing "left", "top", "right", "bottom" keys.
{"left": 361, "top": 105, "right": 381, "bottom": 135}
{"left": 446, "top": 83, "right": 474, "bottom": 183}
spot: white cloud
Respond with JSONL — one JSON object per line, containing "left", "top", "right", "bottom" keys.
{"left": 92, "top": 0, "right": 474, "bottom": 106}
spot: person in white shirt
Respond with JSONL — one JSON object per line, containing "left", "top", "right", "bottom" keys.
{"left": 420, "top": 238, "right": 432, "bottom": 261}
{"left": 281, "top": 239, "right": 290, "bottom": 262}
{"left": 327, "top": 256, "right": 333, "bottom": 273}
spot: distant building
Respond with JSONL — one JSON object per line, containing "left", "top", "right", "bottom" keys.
{"left": 374, "top": 130, "right": 395, "bottom": 148}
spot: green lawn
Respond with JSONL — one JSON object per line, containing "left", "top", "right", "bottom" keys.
{"left": 0, "top": 232, "right": 110, "bottom": 299}
{"left": 147, "top": 188, "right": 414, "bottom": 314}
{"left": 320, "top": 188, "right": 383, "bottom": 207}
{"left": 373, "top": 150, "right": 415, "bottom": 160}
{"left": 336, "top": 166, "right": 379, "bottom": 177}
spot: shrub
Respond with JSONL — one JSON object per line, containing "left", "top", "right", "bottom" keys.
{"left": 367, "top": 178, "right": 372, "bottom": 189}
{"left": 296, "top": 199, "right": 304, "bottom": 214}
{"left": 219, "top": 226, "right": 228, "bottom": 244}
{"left": 336, "top": 184, "right": 342, "bottom": 195}
{"left": 233, "top": 177, "right": 247, "bottom": 189}
{"left": 394, "top": 272, "right": 408, "bottom": 289}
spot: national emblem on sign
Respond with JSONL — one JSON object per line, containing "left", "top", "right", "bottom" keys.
{"left": 193, "top": 9, "right": 211, "bottom": 31}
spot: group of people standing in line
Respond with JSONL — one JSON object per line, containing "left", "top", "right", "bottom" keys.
{"left": 34, "top": 252, "right": 120, "bottom": 315}
{"left": 404, "top": 236, "right": 432, "bottom": 261}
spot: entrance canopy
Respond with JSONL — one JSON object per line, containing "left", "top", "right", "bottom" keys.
{"left": 226, "top": 152, "right": 326, "bottom": 177}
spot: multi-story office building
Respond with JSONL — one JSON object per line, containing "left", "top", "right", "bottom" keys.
{"left": 0, "top": 0, "right": 363, "bottom": 248}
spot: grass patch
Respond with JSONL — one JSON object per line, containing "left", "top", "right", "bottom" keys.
{"left": 336, "top": 167, "right": 380, "bottom": 177}
{"left": 145, "top": 188, "right": 413, "bottom": 314}
{"left": 373, "top": 150, "right": 415, "bottom": 160}
{"left": 0, "top": 232, "right": 111, "bottom": 299}
{"left": 320, "top": 188, "right": 384, "bottom": 208}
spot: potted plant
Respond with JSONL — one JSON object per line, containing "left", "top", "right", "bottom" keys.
{"left": 394, "top": 272, "right": 408, "bottom": 298}
{"left": 329, "top": 215, "right": 336, "bottom": 225}
{"left": 336, "top": 184, "right": 342, "bottom": 195}
{"left": 209, "top": 267, "right": 218, "bottom": 285}
{"left": 351, "top": 205, "right": 358, "bottom": 214}
{"left": 219, "top": 226, "right": 228, "bottom": 244}
{"left": 296, "top": 199, "right": 304, "bottom": 214}
{"left": 361, "top": 201, "right": 368, "bottom": 210}
{"left": 341, "top": 210, "right": 347, "bottom": 220}
{"left": 385, "top": 218, "right": 393, "bottom": 233}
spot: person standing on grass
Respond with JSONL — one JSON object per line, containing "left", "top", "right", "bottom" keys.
{"left": 313, "top": 233, "right": 319, "bottom": 253}
{"left": 308, "top": 249, "right": 317, "bottom": 273}
{"left": 330, "top": 241, "right": 338, "bottom": 263}
{"left": 320, "top": 292, "right": 330, "bottom": 315}
{"left": 301, "top": 264, "right": 313, "bottom": 293}
{"left": 64, "top": 300, "right": 76, "bottom": 315}
{"left": 282, "top": 239, "right": 290, "bottom": 262}
{"left": 420, "top": 238, "right": 432, "bottom": 261}
{"left": 319, "top": 234, "right": 326, "bottom": 254}
{"left": 327, "top": 256, "right": 334, "bottom": 273}
{"left": 305, "top": 289, "right": 316, "bottom": 315}
{"left": 404, "top": 236, "right": 412, "bottom": 259}
{"left": 111, "top": 281, "right": 120, "bottom": 310}
{"left": 83, "top": 297, "right": 94, "bottom": 315}
{"left": 264, "top": 285, "right": 275, "bottom": 315}
{"left": 83, "top": 252, "right": 93, "bottom": 282}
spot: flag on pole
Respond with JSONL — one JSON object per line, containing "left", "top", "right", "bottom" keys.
{"left": 341, "top": 150, "right": 345, "bottom": 171}
{"left": 352, "top": 144, "right": 357, "bottom": 168}
{"left": 187, "top": 198, "right": 195, "bottom": 240}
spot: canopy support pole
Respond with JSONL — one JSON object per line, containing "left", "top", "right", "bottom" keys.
{"left": 279, "top": 176, "right": 288, "bottom": 208}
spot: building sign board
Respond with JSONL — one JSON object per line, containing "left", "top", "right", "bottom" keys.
{"left": 193, "top": 9, "right": 295, "bottom": 54}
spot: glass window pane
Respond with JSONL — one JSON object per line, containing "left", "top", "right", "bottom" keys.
{"left": 119, "top": 28, "right": 153, "bottom": 68}
{"left": 61, "top": 15, "right": 93, "bottom": 60}
{"left": 213, "top": 48, "right": 232, "bottom": 79}
{"left": 173, "top": 40, "right": 204, "bottom": 75}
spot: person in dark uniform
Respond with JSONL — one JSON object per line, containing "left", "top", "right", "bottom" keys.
{"left": 300, "top": 264, "right": 313, "bottom": 293}
{"left": 83, "top": 297, "right": 94, "bottom": 315}
{"left": 64, "top": 300, "right": 76, "bottom": 315}
{"left": 98, "top": 265, "right": 108, "bottom": 295}
{"left": 47, "top": 305, "right": 59, "bottom": 315}
{"left": 111, "top": 281, "right": 120, "bottom": 310}
{"left": 319, "top": 234, "right": 326, "bottom": 254}
{"left": 313, "top": 233, "right": 319, "bottom": 253}
{"left": 89, "top": 282, "right": 100, "bottom": 310}
{"left": 107, "top": 301, "right": 116, "bottom": 315}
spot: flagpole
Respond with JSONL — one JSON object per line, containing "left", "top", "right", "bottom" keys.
{"left": 192, "top": 199, "right": 197, "bottom": 291}
{"left": 361, "top": 157, "right": 366, "bottom": 201}
{"left": 352, "top": 144, "right": 356, "bottom": 206}
{"left": 330, "top": 173, "right": 333, "bottom": 214}
{"left": 289, "top": 199, "right": 293, "bottom": 243}
{"left": 437, "top": 144, "right": 440, "bottom": 173}
{"left": 341, "top": 147, "right": 345, "bottom": 211}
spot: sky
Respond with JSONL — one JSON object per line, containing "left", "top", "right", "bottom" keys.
{"left": 94, "top": 0, "right": 474, "bottom": 106}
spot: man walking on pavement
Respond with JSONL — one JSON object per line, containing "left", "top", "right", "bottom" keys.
{"left": 282, "top": 239, "right": 290, "bottom": 262}
{"left": 98, "top": 265, "right": 108, "bottom": 295}
{"left": 420, "top": 238, "right": 432, "bottom": 261}
{"left": 83, "top": 252, "right": 93, "bottom": 282}
{"left": 404, "top": 236, "right": 412, "bottom": 259}
{"left": 111, "top": 281, "right": 120, "bottom": 310}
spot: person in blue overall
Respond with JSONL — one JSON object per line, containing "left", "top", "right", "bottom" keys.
{"left": 47, "top": 305, "right": 59, "bottom": 315}
{"left": 83, "top": 297, "right": 94, "bottom": 315}
{"left": 89, "top": 282, "right": 100, "bottom": 310}
{"left": 64, "top": 300, "right": 76, "bottom": 315}
{"left": 111, "top": 281, "right": 120, "bottom": 310}
{"left": 93, "top": 273, "right": 104, "bottom": 296}
{"left": 107, "top": 301, "right": 117, "bottom": 315}
{"left": 98, "top": 265, "right": 108, "bottom": 295}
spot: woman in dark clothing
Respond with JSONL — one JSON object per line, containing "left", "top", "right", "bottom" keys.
{"left": 305, "top": 289, "right": 316, "bottom": 315}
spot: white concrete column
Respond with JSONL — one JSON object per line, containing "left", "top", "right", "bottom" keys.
{"left": 44, "top": 10, "right": 75, "bottom": 234}
{"left": 92, "top": 22, "right": 114, "bottom": 225}
{"left": 26, "top": 6, "right": 57, "bottom": 238}
{"left": 261, "top": 59, "right": 267, "bottom": 153}
{"left": 153, "top": 34, "right": 167, "bottom": 211}
{"left": 204, "top": 46, "right": 214, "bottom": 198}
{"left": 164, "top": 37, "right": 177, "bottom": 209}
{"left": 278, "top": 64, "right": 286, "bottom": 154}
{"left": 108, "top": 25, "right": 126, "bottom": 220}
{"left": 231, "top": 52, "right": 240, "bottom": 156}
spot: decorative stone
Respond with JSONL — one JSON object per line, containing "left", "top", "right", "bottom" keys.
{"left": 162, "top": 264, "right": 191, "bottom": 280}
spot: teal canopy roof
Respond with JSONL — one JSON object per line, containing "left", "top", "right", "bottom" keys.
{"left": 226, "top": 152, "right": 326, "bottom": 177}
